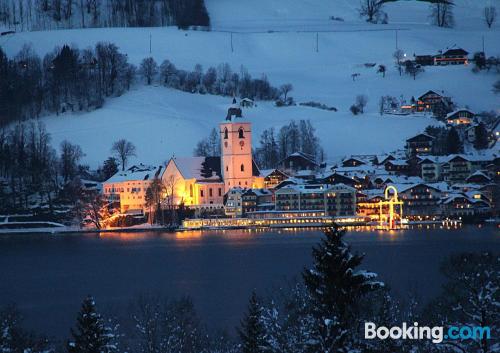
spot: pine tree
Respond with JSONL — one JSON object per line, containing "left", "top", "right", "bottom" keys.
{"left": 474, "top": 122, "right": 489, "bottom": 150}
{"left": 302, "top": 227, "right": 383, "bottom": 352}
{"left": 101, "top": 157, "right": 119, "bottom": 181}
{"left": 446, "top": 127, "right": 462, "bottom": 154}
{"left": 67, "top": 296, "right": 118, "bottom": 353}
{"left": 238, "top": 292, "right": 268, "bottom": 353}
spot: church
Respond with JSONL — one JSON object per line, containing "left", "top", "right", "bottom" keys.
{"left": 161, "top": 104, "right": 264, "bottom": 212}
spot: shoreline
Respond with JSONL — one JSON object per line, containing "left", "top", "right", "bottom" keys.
{"left": 0, "top": 219, "right": 497, "bottom": 236}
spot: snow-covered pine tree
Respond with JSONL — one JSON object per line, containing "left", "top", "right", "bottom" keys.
{"left": 302, "top": 226, "right": 383, "bottom": 353}
{"left": 238, "top": 292, "right": 269, "bottom": 353}
{"left": 0, "top": 305, "right": 50, "bottom": 353}
{"left": 67, "top": 296, "right": 119, "bottom": 353}
{"left": 160, "top": 297, "right": 204, "bottom": 353}
{"left": 259, "top": 283, "right": 317, "bottom": 353}
{"left": 425, "top": 252, "right": 499, "bottom": 353}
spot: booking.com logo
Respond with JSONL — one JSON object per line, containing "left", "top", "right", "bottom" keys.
{"left": 365, "top": 322, "right": 492, "bottom": 344}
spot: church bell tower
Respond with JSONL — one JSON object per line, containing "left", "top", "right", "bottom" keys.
{"left": 220, "top": 102, "right": 253, "bottom": 191}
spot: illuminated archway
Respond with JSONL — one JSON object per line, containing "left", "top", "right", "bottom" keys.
{"left": 378, "top": 185, "right": 404, "bottom": 229}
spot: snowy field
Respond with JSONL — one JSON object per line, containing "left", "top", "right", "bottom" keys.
{"left": 1, "top": 0, "right": 499, "bottom": 167}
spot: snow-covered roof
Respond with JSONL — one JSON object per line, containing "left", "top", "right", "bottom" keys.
{"left": 277, "top": 183, "right": 355, "bottom": 194}
{"left": 418, "top": 155, "right": 447, "bottom": 164}
{"left": 387, "top": 181, "right": 449, "bottom": 194}
{"left": 104, "top": 164, "right": 161, "bottom": 184}
{"left": 244, "top": 188, "right": 272, "bottom": 197}
{"left": 383, "top": 175, "right": 423, "bottom": 184}
{"left": 419, "top": 151, "right": 497, "bottom": 165}
{"left": 386, "top": 159, "right": 407, "bottom": 166}
{"left": 171, "top": 156, "right": 222, "bottom": 181}
{"left": 359, "top": 189, "right": 385, "bottom": 200}
{"left": 440, "top": 192, "right": 488, "bottom": 205}
{"left": 446, "top": 108, "right": 474, "bottom": 119}
{"left": 466, "top": 170, "right": 491, "bottom": 181}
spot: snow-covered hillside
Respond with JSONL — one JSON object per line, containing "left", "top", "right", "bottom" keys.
{"left": 1, "top": 0, "right": 499, "bottom": 167}
{"left": 38, "top": 86, "right": 436, "bottom": 167}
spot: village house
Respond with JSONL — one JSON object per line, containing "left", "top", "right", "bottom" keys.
{"left": 239, "top": 98, "right": 254, "bottom": 108}
{"left": 103, "top": 164, "right": 163, "bottom": 214}
{"left": 416, "top": 90, "right": 453, "bottom": 117}
{"left": 275, "top": 184, "right": 356, "bottom": 217}
{"left": 374, "top": 154, "right": 396, "bottom": 166}
{"left": 356, "top": 189, "right": 385, "bottom": 220}
{"left": 341, "top": 156, "right": 372, "bottom": 167}
{"left": 414, "top": 55, "right": 434, "bottom": 66}
{"left": 316, "top": 171, "right": 359, "bottom": 189}
{"left": 279, "top": 151, "right": 319, "bottom": 174}
{"left": 242, "top": 188, "right": 274, "bottom": 215}
{"left": 440, "top": 192, "right": 490, "bottom": 217}
{"left": 434, "top": 48, "right": 469, "bottom": 66}
{"left": 260, "top": 169, "right": 289, "bottom": 189}
{"left": 466, "top": 170, "right": 492, "bottom": 184}
{"left": 384, "top": 159, "right": 410, "bottom": 175}
{"left": 419, "top": 156, "right": 446, "bottom": 182}
{"left": 446, "top": 109, "right": 475, "bottom": 126}
{"left": 224, "top": 187, "right": 245, "bottom": 217}
{"left": 406, "top": 133, "right": 434, "bottom": 156}
{"left": 392, "top": 182, "right": 449, "bottom": 217}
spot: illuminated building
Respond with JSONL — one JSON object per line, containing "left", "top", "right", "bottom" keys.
{"left": 274, "top": 183, "right": 356, "bottom": 217}
{"left": 405, "top": 133, "right": 434, "bottom": 156}
{"left": 161, "top": 104, "right": 264, "bottom": 213}
{"left": 102, "top": 164, "right": 162, "bottom": 214}
{"left": 445, "top": 109, "right": 474, "bottom": 126}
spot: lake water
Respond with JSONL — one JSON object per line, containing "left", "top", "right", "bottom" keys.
{"left": 0, "top": 225, "right": 498, "bottom": 339}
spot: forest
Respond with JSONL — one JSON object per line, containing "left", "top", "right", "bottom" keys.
{"left": 0, "top": 44, "right": 285, "bottom": 128}
{"left": 0, "top": 0, "right": 210, "bottom": 31}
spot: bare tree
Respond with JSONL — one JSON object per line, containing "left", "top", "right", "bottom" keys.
{"left": 83, "top": 193, "right": 109, "bottom": 229}
{"left": 111, "top": 139, "right": 136, "bottom": 171}
{"left": 377, "top": 64, "right": 386, "bottom": 77}
{"left": 163, "top": 175, "right": 178, "bottom": 225}
{"left": 358, "top": 0, "right": 385, "bottom": 23}
{"left": 404, "top": 61, "right": 424, "bottom": 80}
{"left": 139, "top": 57, "right": 158, "bottom": 85}
{"left": 430, "top": 0, "right": 454, "bottom": 28}
{"left": 355, "top": 95, "right": 368, "bottom": 113}
{"left": 484, "top": 6, "right": 497, "bottom": 28}
{"left": 393, "top": 49, "right": 404, "bottom": 76}
{"left": 279, "top": 83, "right": 293, "bottom": 101}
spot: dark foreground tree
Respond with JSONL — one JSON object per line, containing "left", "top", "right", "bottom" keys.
{"left": 424, "top": 253, "right": 499, "bottom": 353}
{"left": 474, "top": 122, "right": 489, "bottom": 150}
{"left": 100, "top": 157, "right": 119, "bottom": 181}
{"left": 302, "top": 226, "right": 383, "bottom": 352}
{"left": 238, "top": 292, "right": 268, "bottom": 353}
{"left": 446, "top": 127, "right": 462, "bottom": 154}
{"left": 0, "top": 305, "right": 49, "bottom": 353}
{"left": 132, "top": 295, "right": 205, "bottom": 353}
{"left": 67, "top": 296, "right": 119, "bottom": 353}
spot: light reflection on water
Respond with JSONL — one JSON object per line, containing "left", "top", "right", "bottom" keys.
{"left": 93, "top": 223, "right": 472, "bottom": 244}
